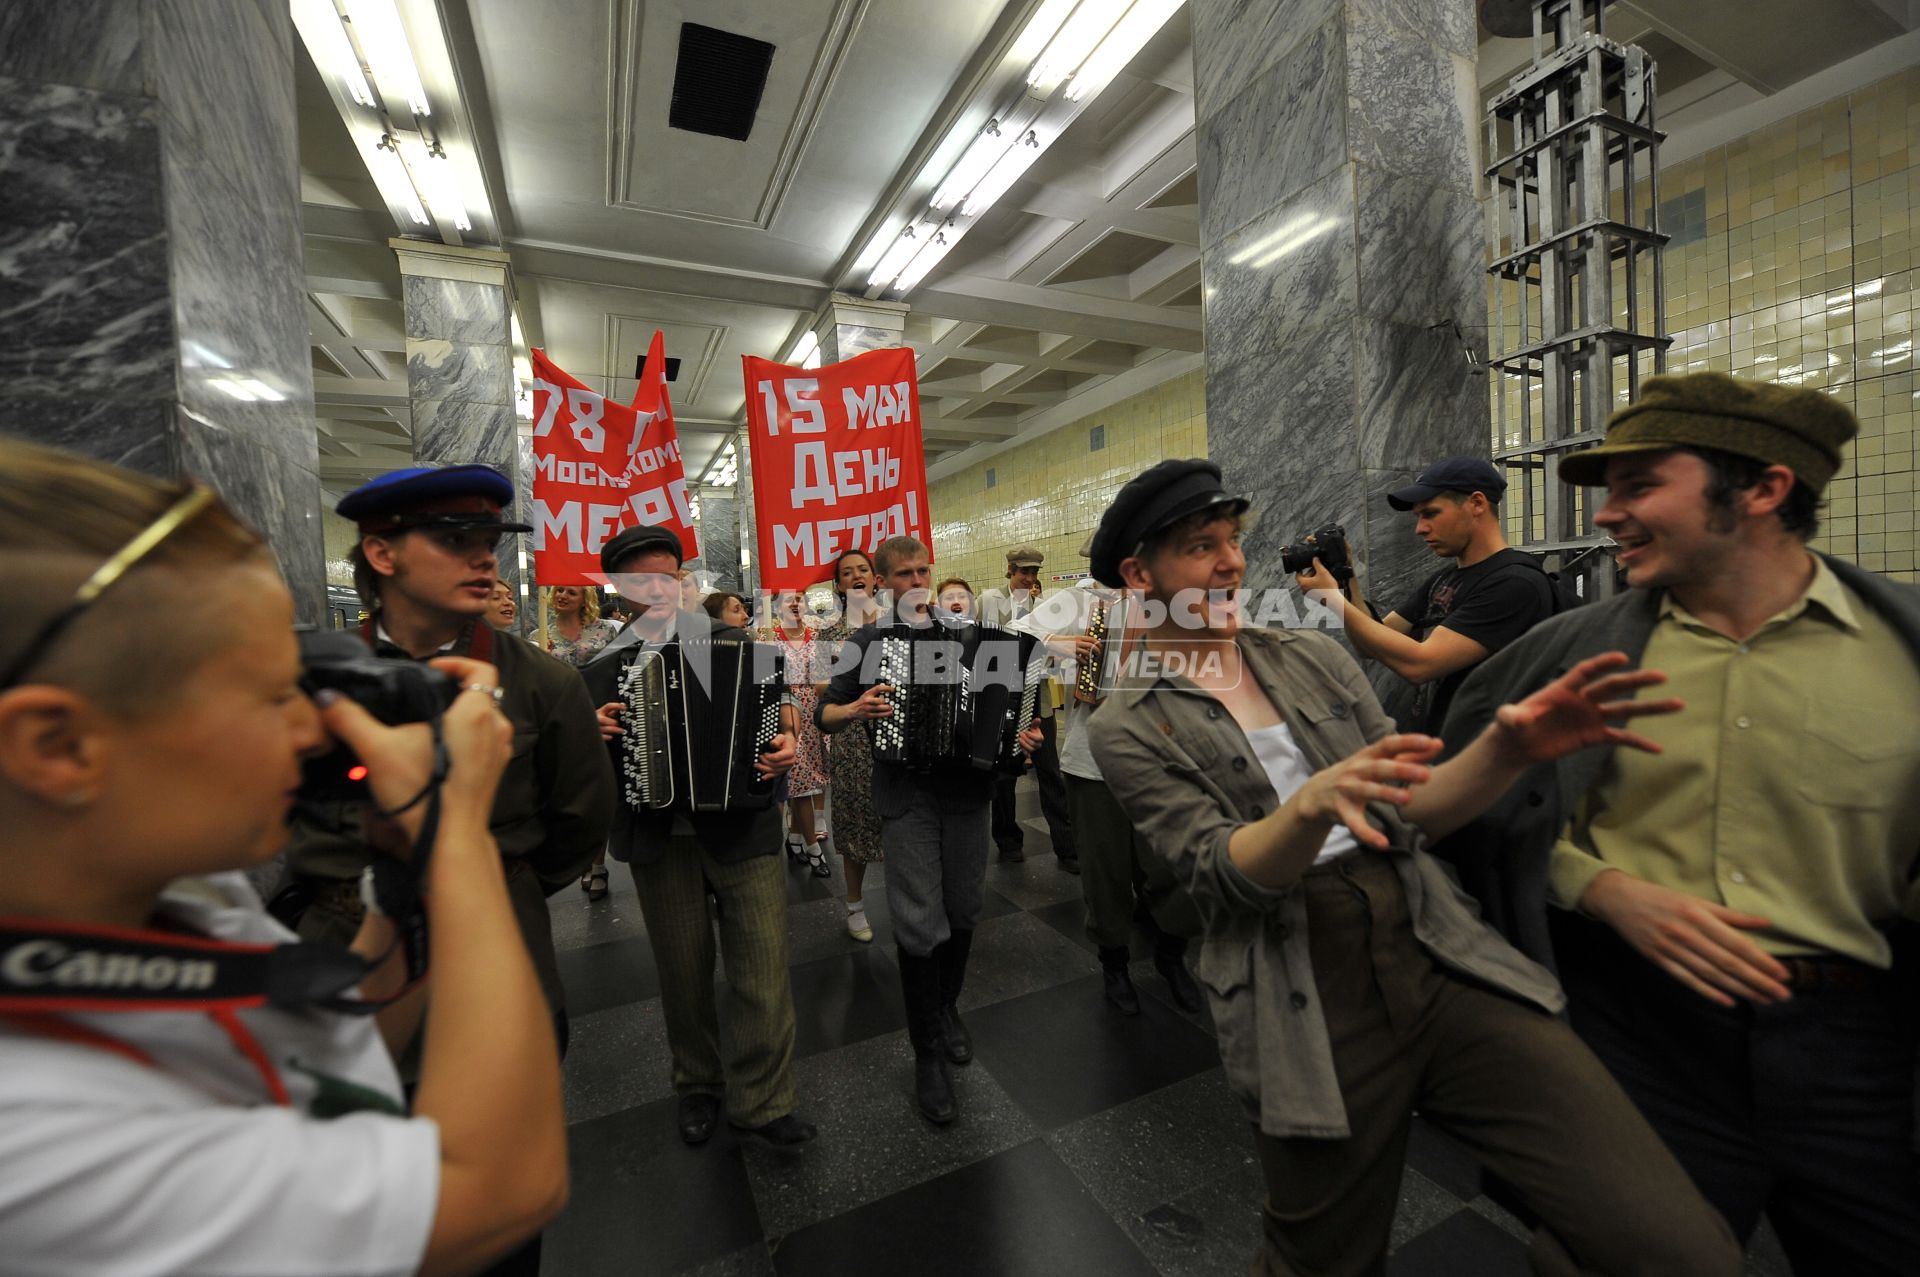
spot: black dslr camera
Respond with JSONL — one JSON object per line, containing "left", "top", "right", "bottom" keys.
{"left": 1278, "top": 525, "right": 1355, "bottom": 588}
{"left": 295, "top": 629, "right": 460, "bottom": 803}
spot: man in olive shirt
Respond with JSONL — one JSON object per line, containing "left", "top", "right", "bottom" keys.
{"left": 1086, "top": 459, "right": 1736, "bottom": 1277}
{"left": 1444, "top": 372, "right": 1920, "bottom": 1274}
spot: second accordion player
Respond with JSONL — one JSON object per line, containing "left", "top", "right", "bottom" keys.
{"left": 618, "top": 636, "right": 785, "bottom": 812}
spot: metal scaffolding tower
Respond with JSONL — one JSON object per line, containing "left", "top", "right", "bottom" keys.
{"left": 1485, "top": 0, "right": 1670, "bottom": 590}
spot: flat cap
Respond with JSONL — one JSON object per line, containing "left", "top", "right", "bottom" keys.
{"left": 1005, "top": 544, "right": 1045, "bottom": 568}
{"left": 337, "top": 464, "right": 533, "bottom": 534}
{"left": 1559, "top": 372, "right": 1858, "bottom": 492}
{"left": 1088, "top": 458, "right": 1249, "bottom": 588}
{"left": 1387, "top": 456, "right": 1508, "bottom": 511}
{"left": 600, "top": 522, "right": 685, "bottom": 574}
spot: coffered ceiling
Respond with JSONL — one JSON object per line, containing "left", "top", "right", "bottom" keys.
{"left": 301, "top": 0, "right": 1920, "bottom": 501}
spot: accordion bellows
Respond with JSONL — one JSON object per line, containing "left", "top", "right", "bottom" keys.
{"left": 619, "top": 637, "right": 785, "bottom": 811}
{"left": 869, "top": 622, "right": 1044, "bottom": 775}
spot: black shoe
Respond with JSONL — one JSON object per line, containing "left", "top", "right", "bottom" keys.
{"left": 938, "top": 1002, "right": 973, "bottom": 1064}
{"left": 996, "top": 844, "right": 1026, "bottom": 863}
{"left": 731, "top": 1112, "right": 818, "bottom": 1149}
{"left": 1103, "top": 965, "right": 1141, "bottom": 1016}
{"left": 1056, "top": 855, "right": 1081, "bottom": 876}
{"left": 677, "top": 1092, "right": 721, "bottom": 1145}
{"left": 914, "top": 1049, "right": 956, "bottom": 1124}
{"left": 1156, "top": 954, "right": 1204, "bottom": 1014}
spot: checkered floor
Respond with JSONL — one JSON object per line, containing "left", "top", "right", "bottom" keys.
{"left": 539, "top": 789, "right": 1790, "bottom": 1276}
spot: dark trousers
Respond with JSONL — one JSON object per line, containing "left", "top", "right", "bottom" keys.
{"left": 992, "top": 713, "right": 1074, "bottom": 859}
{"left": 1251, "top": 853, "right": 1737, "bottom": 1277}
{"left": 1065, "top": 773, "right": 1197, "bottom": 954}
{"left": 1554, "top": 913, "right": 1920, "bottom": 1276}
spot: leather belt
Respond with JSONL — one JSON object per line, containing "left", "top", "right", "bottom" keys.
{"left": 1777, "top": 955, "right": 1886, "bottom": 994}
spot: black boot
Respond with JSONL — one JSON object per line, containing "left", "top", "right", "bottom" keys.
{"left": 1155, "top": 942, "right": 1204, "bottom": 1014}
{"left": 934, "top": 929, "right": 974, "bottom": 1065}
{"left": 898, "top": 948, "right": 955, "bottom": 1124}
{"left": 1099, "top": 946, "right": 1140, "bottom": 1015}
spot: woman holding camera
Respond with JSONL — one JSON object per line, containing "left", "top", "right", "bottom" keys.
{"left": 0, "top": 441, "right": 566, "bottom": 1276}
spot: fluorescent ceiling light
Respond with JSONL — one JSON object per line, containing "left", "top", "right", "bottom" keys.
{"left": 865, "top": 224, "right": 921, "bottom": 288}
{"left": 962, "top": 130, "right": 1041, "bottom": 218}
{"left": 346, "top": 0, "right": 431, "bottom": 117}
{"left": 892, "top": 224, "right": 954, "bottom": 293}
{"left": 1066, "top": 0, "right": 1180, "bottom": 101}
{"left": 1010, "top": 0, "right": 1082, "bottom": 65}
{"left": 398, "top": 136, "right": 471, "bottom": 231}
{"left": 365, "top": 134, "right": 428, "bottom": 225}
{"left": 291, "top": 0, "right": 376, "bottom": 107}
{"left": 1029, "top": 0, "right": 1130, "bottom": 95}
{"left": 786, "top": 329, "right": 820, "bottom": 367}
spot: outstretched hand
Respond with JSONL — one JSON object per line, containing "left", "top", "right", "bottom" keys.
{"left": 1295, "top": 733, "right": 1444, "bottom": 850}
{"left": 1492, "top": 652, "right": 1683, "bottom": 764}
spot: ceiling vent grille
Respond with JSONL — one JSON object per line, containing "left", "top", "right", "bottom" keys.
{"left": 668, "top": 24, "right": 774, "bottom": 142}
{"left": 636, "top": 354, "right": 684, "bottom": 382}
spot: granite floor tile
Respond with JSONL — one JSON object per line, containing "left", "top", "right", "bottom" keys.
{"left": 680, "top": 1242, "right": 777, "bottom": 1276}
{"left": 1045, "top": 1068, "right": 1254, "bottom": 1220}
{"left": 783, "top": 891, "right": 891, "bottom": 967}
{"left": 562, "top": 996, "right": 678, "bottom": 1126}
{"left": 741, "top": 1030, "right": 1040, "bottom": 1238}
{"left": 957, "top": 909, "right": 1100, "bottom": 1011}
{"left": 543, "top": 1095, "right": 763, "bottom": 1277}
{"left": 770, "top": 1139, "right": 1157, "bottom": 1277}
{"left": 547, "top": 872, "right": 646, "bottom": 953}
{"left": 1386, "top": 1207, "right": 1529, "bottom": 1277}
{"left": 968, "top": 975, "right": 1222, "bottom": 1130}
{"left": 555, "top": 933, "right": 662, "bottom": 1017}
{"left": 787, "top": 945, "right": 905, "bottom": 1059}
{"left": 1389, "top": 1166, "right": 1470, "bottom": 1252}
{"left": 1405, "top": 1116, "right": 1482, "bottom": 1202}
{"left": 983, "top": 854, "right": 1091, "bottom": 911}
{"left": 1112, "top": 1153, "right": 1267, "bottom": 1277}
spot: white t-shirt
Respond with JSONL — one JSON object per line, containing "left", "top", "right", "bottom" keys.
{"left": 0, "top": 873, "right": 441, "bottom": 1277}
{"left": 1244, "top": 723, "right": 1361, "bottom": 865}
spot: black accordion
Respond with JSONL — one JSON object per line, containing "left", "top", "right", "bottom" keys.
{"left": 868, "top": 622, "right": 1044, "bottom": 776}
{"left": 618, "top": 637, "right": 785, "bottom": 811}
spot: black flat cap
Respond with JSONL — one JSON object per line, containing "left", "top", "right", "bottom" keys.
{"left": 1088, "top": 458, "right": 1249, "bottom": 587}
{"left": 600, "top": 523, "right": 685, "bottom": 574}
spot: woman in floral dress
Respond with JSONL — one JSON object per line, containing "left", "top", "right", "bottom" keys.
{"left": 819, "top": 549, "right": 884, "bottom": 942}
{"left": 769, "top": 589, "right": 832, "bottom": 879}
{"left": 543, "top": 584, "right": 621, "bottom": 898}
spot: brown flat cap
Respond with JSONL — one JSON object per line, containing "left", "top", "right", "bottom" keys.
{"left": 1559, "top": 372, "right": 1857, "bottom": 492}
{"left": 1005, "top": 544, "right": 1044, "bottom": 567}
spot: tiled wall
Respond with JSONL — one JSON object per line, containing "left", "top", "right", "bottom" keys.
{"left": 1500, "top": 66, "right": 1920, "bottom": 580}
{"left": 927, "top": 368, "right": 1208, "bottom": 593}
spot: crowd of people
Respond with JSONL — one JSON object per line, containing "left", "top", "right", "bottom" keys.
{"left": 1, "top": 369, "right": 1915, "bottom": 1276}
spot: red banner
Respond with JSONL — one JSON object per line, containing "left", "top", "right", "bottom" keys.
{"left": 742, "top": 346, "right": 930, "bottom": 592}
{"left": 530, "top": 336, "right": 698, "bottom": 585}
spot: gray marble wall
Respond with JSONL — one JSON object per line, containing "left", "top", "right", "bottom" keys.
{"left": 1192, "top": 0, "right": 1486, "bottom": 613}
{"left": 0, "top": 0, "right": 325, "bottom": 622}
{"left": 393, "top": 245, "right": 528, "bottom": 634}
{"left": 694, "top": 489, "right": 740, "bottom": 592}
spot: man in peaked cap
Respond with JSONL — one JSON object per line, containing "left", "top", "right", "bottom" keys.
{"left": 580, "top": 524, "right": 816, "bottom": 1152}
{"left": 1442, "top": 372, "right": 1920, "bottom": 1272}
{"left": 284, "top": 464, "right": 614, "bottom": 1069}
{"left": 979, "top": 544, "right": 1077, "bottom": 871}
{"left": 1083, "top": 457, "right": 1738, "bottom": 1275}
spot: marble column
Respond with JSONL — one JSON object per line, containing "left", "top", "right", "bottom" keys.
{"left": 0, "top": 0, "right": 326, "bottom": 622}
{"left": 692, "top": 485, "right": 740, "bottom": 592}
{"left": 812, "top": 292, "right": 910, "bottom": 365}
{"left": 1191, "top": 0, "right": 1486, "bottom": 611}
{"left": 390, "top": 239, "right": 527, "bottom": 633}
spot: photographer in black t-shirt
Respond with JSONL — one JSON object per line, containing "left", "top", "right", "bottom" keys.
{"left": 1295, "top": 457, "right": 1553, "bottom": 734}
